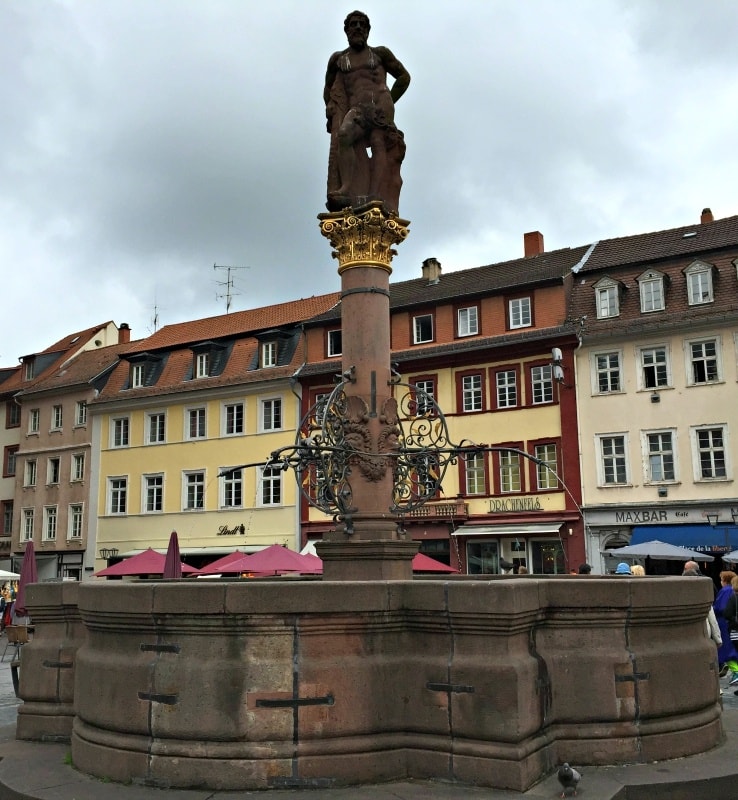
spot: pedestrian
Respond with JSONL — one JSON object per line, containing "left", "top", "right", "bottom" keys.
{"left": 714, "top": 571, "right": 738, "bottom": 682}
{"left": 577, "top": 563, "right": 592, "bottom": 575}
{"left": 631, "top": 565, "right": 646, "bottom": 576}
{"left": 614, "top": 562, "right": 631, "bottom": 575}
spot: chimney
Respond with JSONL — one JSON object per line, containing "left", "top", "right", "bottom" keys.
{"left": 118, "top": 323, "right": 131, "bottom": 344}
{"left": 524, "top": 231, "right": 544, "bottom": 257}
{"left": 421, "top": 258, "right": 442, "bottom": 284}
{"left": 700, "top": 208, "right": 714, "bottom": 224}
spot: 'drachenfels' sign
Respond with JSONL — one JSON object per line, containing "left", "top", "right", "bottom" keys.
{"left": 488, "top": 497, "right": 543, "bottom": 513}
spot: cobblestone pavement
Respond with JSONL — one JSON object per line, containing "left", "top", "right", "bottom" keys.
{"left": 0, "top": 656, "right": 21, "bottom": 733}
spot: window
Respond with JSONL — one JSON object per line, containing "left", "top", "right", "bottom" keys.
{"left": 262, "top": 341, "right": 277, "bottom": 368}
{"left": 689, "top": 339, "right": 720, "bottom": 384}
{"left": 598, "top": 435, "right": 628, "bottom": 485}
{"left": 24, "top": 360, "right": 35, "bottom": 381}
{"left": 594, "top": 351, "right": 621, "bottom": 393}
{"left": 2, "top": 501, "right": 13, "bottom": 536}
{"left": 222, "top": 468, "right": 243, "bottom": 508}
{"left": 644, "top": 431, "right": 676, "bottom": 482}
{"left": 259, "top": 465, "right": 282, "bottom": 506}
{"left": 25, "top": 459, "right": 37, "bottom": 487}
{"left": 146, "top": 412, "right": 166, "bottom": 444}
{"left": 187, "top": 407, "right": 206, "bottom": 439}
{"left": 411, "top": 377, "right": 436, "bottom": 416}
{"left": 29, "top": 408, "right": 40, "bottom": 434}
{"left": 130, "top": 363, "right": 145, "bottom": 388}
{"left": 413, "top": 314, "right": 434, "bottom": 344}
{"left": 594, "top": 278, "right": 620, "bottom": 319}
{"left": 640, "top": 346, "right": 669, "bottom": 389}
{"left": 638, "top": 271, "right": 665, "bottom": 312}
{"left": 112, "top": 417, "right": 130, "bottom": 448}
{"left": 184, "top": 471, "right": 205, "bottom": 510}
{"left": 6, "top": 402, "right": 20, "bottom": 428}
{"left": 75, "top": 400, "right": 87, "bottom": 426}
{"left": 460, "top": 373, "right": 483, "bottom": 413}
{"left": 68, "top": 504, "right": 83, "bottom": 539}
{"left": 327, "top": 329, "right": 342, "bottom": 357}
{"left": 43, "top": 506, "right": 57, "bottom": 541}
{"left": 72, "top": 453, "right": 85, "bottom": 482}
{"left": 52, "top": 404, "right": 63, "bottom": 430}
{"left": 108, "top": 477, "right": 127, "bottom": 514}
{"left": 195, "top": 352, "right": 210, "bottom": 378}
{"left": 261, "top": 397, "right": 283, "bottom": 432}
{"left": 457, "top": 306, "right": 479, "bottom": 337}
{"left": 223, "top": 402, "right": 244, "bottom": 435}
{"left": 22, "top": 509, "right": 34, "bottom": 541}
{"left": 495, "top": 369, "right": 517, "bottom": 409}
{"left": 693, "top": 426, "right": 727, "bottom": 480}
{"left": 686, "top": 261, "right": 713, "bottom": 305}
{"left": 144, "top": 474, "right": 164, "bottom": 512}
{"left": 499, "top": 449, "right": 522, "bottom": 493}
{"left": 463, "top": 451, "right": 486, "bottom": 495}
{"left": 530, "top": 365, "right": 553, "bottom": 404}
{"left": 508, "top": 297, "right": 532, "bottom": 329}
{"left": 534, "top": 443, "right": 559, "bottom": 490}
{"left": 47, "top": 457, "right": 60, "bottom": 485}
{"left": 3, "top": 446, "right": 18, "bottom": 478}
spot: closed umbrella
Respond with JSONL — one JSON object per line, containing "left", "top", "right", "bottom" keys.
{"left": 162, "top": 531, "right": 182, "bottom": 579}
{"left": 14, "top": 540, "right": 38, "bottom": 617}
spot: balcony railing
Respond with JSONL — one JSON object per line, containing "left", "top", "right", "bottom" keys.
{"left": 404, "top": 500, "right": 469, "bottom": 519}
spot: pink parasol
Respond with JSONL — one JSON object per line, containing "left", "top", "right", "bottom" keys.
{"left": 412, "top": 552, "right": 459, "bottom": 573}
{"left": 14, "top": 540, "right": 38, "bottom": 617}
{"left": 197, "top": 544, "right": 321, "bottom": 576}
{"left": 162, "top": 531, "right": 182, "bottom": 579}
{"left": 95, "top": 548, "right": 197, "bottom": 577}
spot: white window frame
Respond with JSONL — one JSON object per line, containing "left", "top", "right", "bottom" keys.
{"left": 413, "top": 314, "right": 434, "bottom": 344}
{"left": 258, "top": 465, "right": 282, "bottom": 506}
{"left": 72, "top": 453, "right": 85, "bottom": 482}
{"left": 638, "top": 270, "right": 666, "bottom": 313}
{"left": 146, "top": 411, "right": 166, "bottom": 445}
{"left": 108, "top": 477, "right": 128, "bottom": 515}
{"left": 195, "top": 352, "right": 210, "bottom": 378}
{"left": 51, "top": 404, "right": 63, "bottom": 430}
{"left": 43, "top": 505, "right": 57, "bottom": 541}
{"left": 691, "top": 425, "right": 729, "bottom": 482}
{"left": 496, "top": 370, "right": 517, "bottom": 408}
{"left": 222, "top": 401, "right": 245, "bottom": 436}
{"left": 260, "top": 396, "right": 283, "bottom": 432}
{"left": 221, "top": 468, "right": 243, "bottom": 508}
{"left": 638, "top": 344, "right": 670, "bottom": 390}
{"left": 183, "top": 470, "right": 206, "bottom": 511}
{"left": 686, "top": 337, "right": 721, "bottom": 386}
{"left": 25, "top": 459, "right": 37, "bottom": 487}
{"left": 22, "top": 508, "right": 34, "bottom": 541}
{"left": 592, "top": 350, "right": 622, "bottom": 394}
{"left": 642, "top": 429, "right": 677, "bottom": 484}
{"left": 594, "top": 278, "right": 620, "bottom": 319}
{"left": 327, "top": 329, "right": 342, "bottom": 357}
{"left": 412, "top": 379, "right": 436, "bottom": 416}
{"left": 509, "top": 297, "right": 532, "bottom": 329}
{"left": 143, "top": 473, "right": 164, "bottom": 513}
{"left": 111, "top": 417, "right": 130, "bottom": 448}
{"left": 130, "top": 363, "right": 145, "bottom": 388}
{"left": 499, "top": 450, "right": 522, "bottom": 493}
{"left": 75, "top": 400, "right": 87, "bottom": 426}
{"left": 262, "top": 341, "right": 277, "bottom": 368}
{"left": 186, "top": 406, "right": 207, "bottom": 440}
{"left": 29, "top": 408, "right": 40, "bottom": 434}
{"left": 47, "top": 457, "right": 60, "bottom": 485}
{"left": 534, "top": 443, "right": 559, "bottom": 490}
{"left": 461, "top": 374, "right": 483, "bottom": 413}
{"left": 596, "top": 433, "right": 630, "bottom": 486}
{"left": 685, "top": 261, "right": 714, "bottom": 305}
{"left": 457, "top": 306, "right": 479, "bottom": 337}
{"left": 531, "top": 365, "right": 554, "bottom": 404}
{"left": 68, "top": 503, "right": 84, "bottom": 539}
{"left": 464, "top": 452, "right": 486, "bottom": 495}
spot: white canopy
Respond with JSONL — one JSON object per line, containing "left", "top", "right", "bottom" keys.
{"left": 602, "top": 539, "right": 714, "bottom": 562}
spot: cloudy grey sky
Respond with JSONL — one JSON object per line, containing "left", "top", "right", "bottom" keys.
{"left": 2, "top": 0, "right": 737, "bottom": 360}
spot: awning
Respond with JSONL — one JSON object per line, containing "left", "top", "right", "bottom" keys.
{"left": 453, "top": 523, "right": 562, "bottom": 537}
{"left": 630, "top": 525, "right": 738, "bottom": 554}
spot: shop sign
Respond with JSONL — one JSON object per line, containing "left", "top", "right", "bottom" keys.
{"left": 488, "top": 496, "right": 542, "bottom": 513}
{"left": 217, "top": 524, "right": 246, "bottom": 536}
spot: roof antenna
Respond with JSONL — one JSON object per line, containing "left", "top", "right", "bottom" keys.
{"left": 213, "top": 264, "right": 250, "bottom": 313}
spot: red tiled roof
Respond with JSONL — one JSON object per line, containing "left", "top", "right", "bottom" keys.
{"left": 130, "top": 294, "right": 341, "bottom": 354}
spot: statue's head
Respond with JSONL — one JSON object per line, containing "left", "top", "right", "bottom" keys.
{"left": 344, "top": 11, "right": 370, "bottom": 48}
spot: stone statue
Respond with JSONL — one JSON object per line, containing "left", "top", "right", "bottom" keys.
{"left": 324, "top": 11, "right": 410, "bottom": 214}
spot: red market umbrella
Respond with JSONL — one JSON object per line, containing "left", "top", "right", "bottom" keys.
{"left": 194, "top": 550, "right": 248, "bottom": 575}
{"left": 412, "top": 552, "right": 459, "bottom": 573}
{"left": 14, "top": 540, "right": 38, "bottom": 617}
{"left": 199, "top": 544, "right": 321, "bottom": 576}
{"left": 162, "top": 531, "right": 182, "bottom": 579}
{"left": 95, "top": 548, "right": 197, "bottom": 577}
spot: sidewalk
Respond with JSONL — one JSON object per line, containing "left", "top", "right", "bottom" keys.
{"left": 1, "top": 661, "right": 737, "bottom": 799}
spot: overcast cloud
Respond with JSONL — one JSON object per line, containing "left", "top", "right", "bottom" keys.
{"left": 2, "top": 0, "right": 737, "bottom": 359}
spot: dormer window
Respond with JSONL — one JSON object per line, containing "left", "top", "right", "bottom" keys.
{"left": 593, "top": 277, "right": 622, "bottom": 319}
{"left": 684, "top": 260, "right": 714, "bottom": 305}
{"left": 131, "top": 363, "right": 145, "bottom": 388}
{"left": 190, "top": 341, "right": 227, "bottom": 381}
{"left": 262, "top": 341, "right": 277, "bottom": 368}
{"left": 637, "top": 270, "right": 666, "bottom": 313}
{"left": 196, "top": 352, "right": 210, "bottom": 378}
{"left": 125, "top": 352, "right": 163, "bottom": 390}
{"left": 23, "top": 359, "right": 35, "bottom": 381}
{"left": 327, "top": 329, "right": 342, "bottom": 358}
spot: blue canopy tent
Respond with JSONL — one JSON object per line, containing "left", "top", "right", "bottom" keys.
{"left": 629, "top": 525, "right": 738, "bottom": 556}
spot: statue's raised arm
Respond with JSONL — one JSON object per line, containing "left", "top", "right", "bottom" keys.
{"left": 324, "top": 11, "right": 410, "bottom": 214}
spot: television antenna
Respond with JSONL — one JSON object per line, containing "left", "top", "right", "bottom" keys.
{"left": 213, "top": 264, "right": 250, "bottom": 313}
